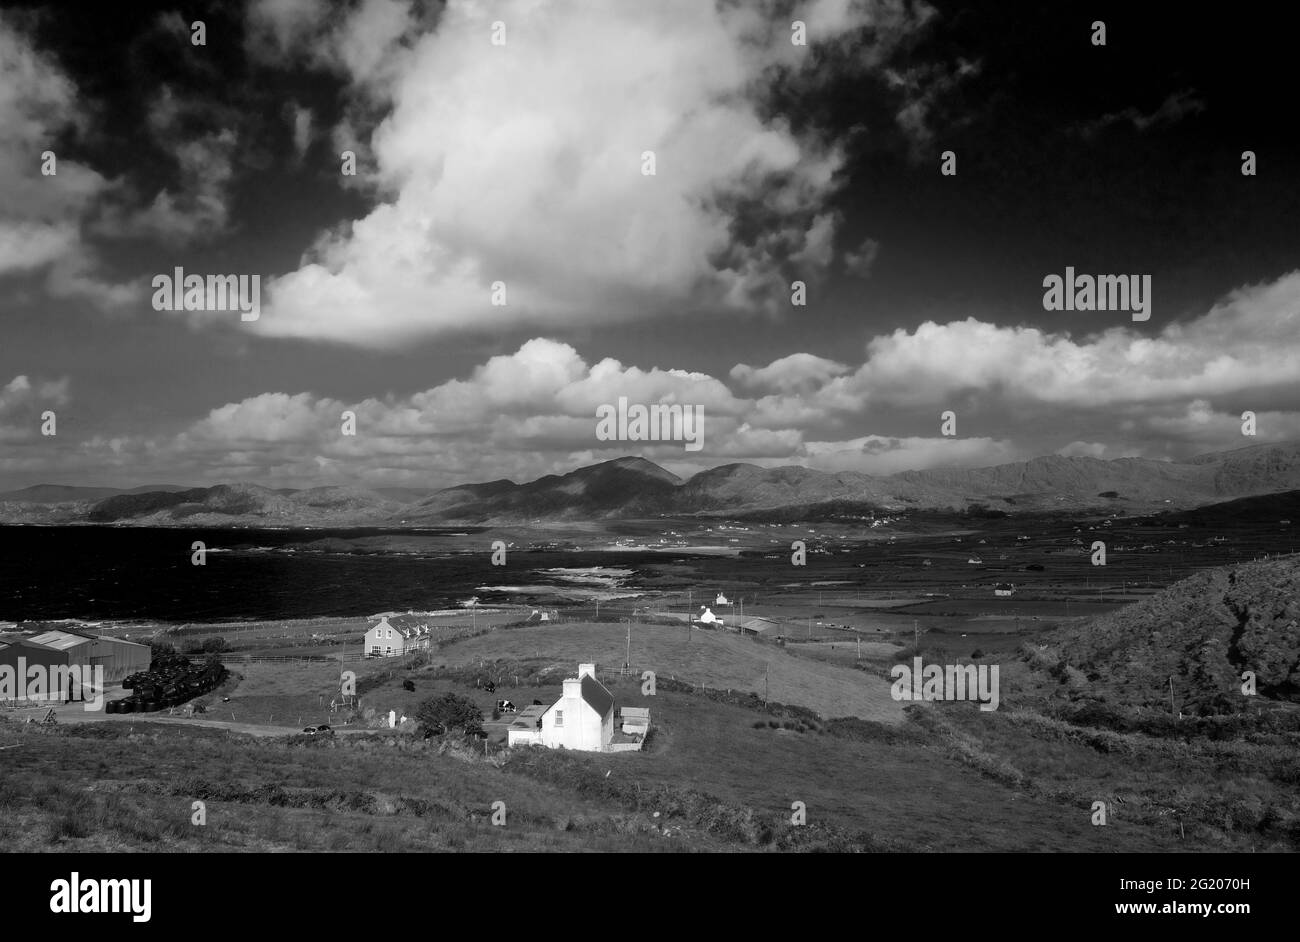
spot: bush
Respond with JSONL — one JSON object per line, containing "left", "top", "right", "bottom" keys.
{"left": 415, "top": 693, "right": 484, "bottom": 737}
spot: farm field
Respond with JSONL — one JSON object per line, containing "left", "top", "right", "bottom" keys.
{"left": 432, "top": 620, "right": 905, "bottom": 723}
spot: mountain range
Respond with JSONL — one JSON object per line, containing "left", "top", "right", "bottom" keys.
{"left": 3, "top": 441, "right": 1300, "bottom": 527}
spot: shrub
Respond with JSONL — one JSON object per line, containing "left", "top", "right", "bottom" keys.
{"left": 415, "top": 692, "right": 484, "bottom": 737}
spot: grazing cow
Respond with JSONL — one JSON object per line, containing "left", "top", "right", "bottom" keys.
{"left": 483, "top": 681, "right": 496, "bottom": 693}
{"left": 532, "top": 699, "right": 543, "bottom": 706}
{"left": 402, "top": 679, "right": 415, "bottom": 691}
{"left": 496, "top": 699, "right": 517, "bottom": 714}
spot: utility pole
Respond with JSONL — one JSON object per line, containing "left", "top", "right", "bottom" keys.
{"left": 764, "top": 663, "right": 769, "bottom": 707}
{"left": 1169, "top": 676, "right": 1177, "bottom": 719}
{"left": 914, "top": 619, "right": 919, "bottom": 652}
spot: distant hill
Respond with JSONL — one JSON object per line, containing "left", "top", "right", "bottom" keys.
{"left": 405, "top": 457, "right": 683, "bottom": 523}
{"left": 84, "top": 484, "right": 404, "bottom": 526}
{"left": 1141, "top": 489, "right": 1300, "bottom": 529}
{"left": 0, "top": 483, "right": 191, "bottom": 503}
{"left": 1040, "top": 555, "right": 1300, "bottom": 716}
{"left": 7, "top": 440, "right": 1300, "bottom": 527}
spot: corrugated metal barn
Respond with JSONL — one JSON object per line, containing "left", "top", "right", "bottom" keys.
{"left": 0, "top": 638, "right": 70, "bottom": 699}
{"left": 25, "top": 630, "right": 151, "bottom": 683}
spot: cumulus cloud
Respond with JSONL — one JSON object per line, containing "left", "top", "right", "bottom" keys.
{"left": 762, "top": 270, "right": 1300, "bottom": 418}
{"left": 91, "top": 87, "right": 239, "bottom": 244}
{"left": 0, "top": 14, "right": 130, "bottom": 302}
{"left": 731, "top": 353, "right": 851, "bottom": 394}
{"left": 238, "top": 0, "right": 924, "bottom": 347}
{"left": 20, "top": 267, "right": 1300, "bottom": 486}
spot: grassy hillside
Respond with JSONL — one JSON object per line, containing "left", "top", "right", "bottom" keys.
{"left": 1038, "top": 555, "right": 1300, "bottom": 717}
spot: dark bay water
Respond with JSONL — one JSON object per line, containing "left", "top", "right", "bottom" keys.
{"left": 0, "top": 526, "right": 671, "bottom": 623}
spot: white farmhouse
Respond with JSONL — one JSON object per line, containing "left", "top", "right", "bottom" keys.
{"left": 507, "top": 663, "right": 646, "bottom": 752}
{"left": 364, "top": 616, "right": 408, "bottom": 658}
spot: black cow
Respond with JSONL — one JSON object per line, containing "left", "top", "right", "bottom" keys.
{"left": 483, "top": 681, "right": 496, "bottom": 693}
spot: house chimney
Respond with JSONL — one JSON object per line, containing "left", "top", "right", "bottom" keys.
{"left": 578, "top": 663, "right": 595, "bottom": 679}
{"left": 563, "top": 678, "right": 581, "bottom": 698}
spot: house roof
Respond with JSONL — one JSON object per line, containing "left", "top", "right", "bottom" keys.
{"left": 580, "top": 674, "right": 614, "bottom": 717}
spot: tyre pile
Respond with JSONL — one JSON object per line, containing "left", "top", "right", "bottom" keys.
{"left": 106, "top": 653, "right": 228, "bottom": 714}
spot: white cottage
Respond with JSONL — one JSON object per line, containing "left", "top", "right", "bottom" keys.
{"left": 695, "top": 606, "right": 723, "bottom": 626}
{"left": 508, "top": 663, "right": 619, "bottom": 751}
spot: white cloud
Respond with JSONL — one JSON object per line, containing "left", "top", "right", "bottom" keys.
{"left": 798, "top": 434, "right": 1019, "bottom": 475}
{"left": 18, "top": 268, "right": 1300, "bottom": 486}
{"left": 0, "top": 14, "right": 126, "bottom": 300}
{"left": 244, "top": 0, "right": 908, "bottom": 347}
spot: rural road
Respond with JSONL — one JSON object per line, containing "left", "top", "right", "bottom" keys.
{"left": 34, "top": 703, "right": 375, "bottom": 739}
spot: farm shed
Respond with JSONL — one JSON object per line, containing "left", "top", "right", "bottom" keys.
{"left": 506, "top": 704, "right": 548, "bottom": 746}
{"left": 620, "top": 707, "right": 650, "bottom": 735}
{"left": 0, "top": 638, "right": 72, "bottom": 700}
{"left": 25, "top": 630, "right": 150, "bottom": 684}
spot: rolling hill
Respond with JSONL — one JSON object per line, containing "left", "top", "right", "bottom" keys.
{"left": 1038, "top": 554, "right": 1300, "bottom": 717}
{"left": 6, "top": 441, "right": 1300, "bottom": 527}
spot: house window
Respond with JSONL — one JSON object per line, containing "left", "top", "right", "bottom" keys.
{"left": 555, "top": 710, "right": 563, "bottom": 727}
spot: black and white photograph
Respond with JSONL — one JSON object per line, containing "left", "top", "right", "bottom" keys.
{"left": 0, "top": 0, "right": 1294, "bottom": 918}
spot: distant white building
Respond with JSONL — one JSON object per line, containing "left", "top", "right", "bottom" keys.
{"left": 715, "top": 593, "right": 730, "bottom": 606}
{"left": 695, "top": 606, "right": 723, "bottom": 626}
{"left": 994, "top": 583, "right": 1016, "bottom": 597}
{"left": 507, "top": 663, "right": 645, "bottom": 752}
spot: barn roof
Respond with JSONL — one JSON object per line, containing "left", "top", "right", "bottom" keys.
{"left": 27, "top": 629, "right": 147, "bottom": 650}
{"left": 580, "top": 674, "right": 614, "bottom": 717}
{"left": 27, "top": 630, "right": 95, "bottom": 650}
{"left": 0, "top": 638, "right": 60, "bottom": 654}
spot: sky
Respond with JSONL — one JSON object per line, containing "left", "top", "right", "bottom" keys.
{"left": 1, "top": 0, "right": 1298, "bottom": 490}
